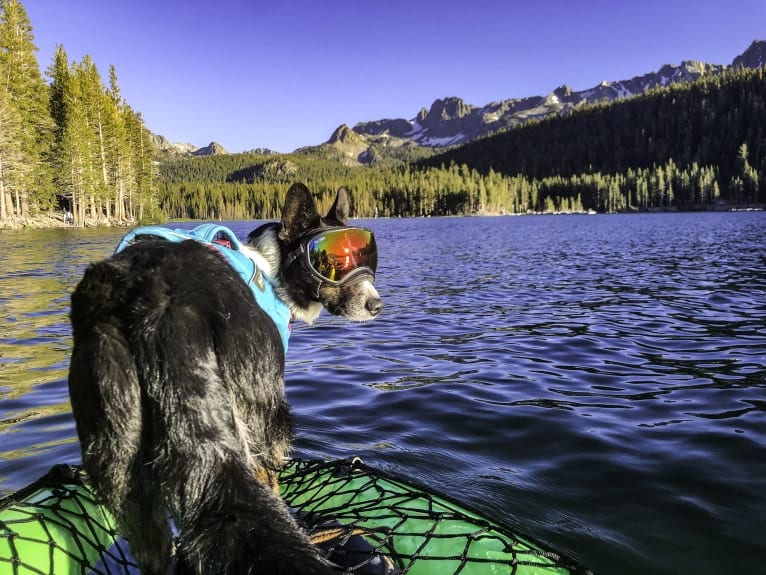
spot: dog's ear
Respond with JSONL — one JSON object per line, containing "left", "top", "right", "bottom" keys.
{"left": 279, "top": 183, "right": 321, "bottom": 241}
{"left": 326, "top": 187, "right": 350, "bottom": 225}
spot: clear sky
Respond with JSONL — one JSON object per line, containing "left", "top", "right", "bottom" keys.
{"left": 25, "top": 0, "right": 765, "bottom": 153}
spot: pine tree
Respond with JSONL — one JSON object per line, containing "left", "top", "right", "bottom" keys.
{"left": 107, "top": 64, "right": 128, "bottom": 221}
{"left": 0, "top": 87, "right": 23, "bottom": 221}
{"left": 0, "top": 0, "right": 54, "bottom": 219}
{"left": 46, "top": 44, "right": 68, "bottom": 130}
{"left": 47, "top": 44, "right": 70, "bottom": 214}
{"left": 74, "top": 55, "right": 111, "bottom": 221}
{"left": 59, "top": 66, "right": 96, "bottom": 226}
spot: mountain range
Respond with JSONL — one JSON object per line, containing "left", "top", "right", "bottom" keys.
{"left": 156, "top": 40, "right": 766, "bottom": 162}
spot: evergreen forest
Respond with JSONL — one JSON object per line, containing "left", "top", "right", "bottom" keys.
{"left": 1, "top": 0, "right": 764, "bottom": 227}
{"left": 0, "top": 0, "right": 157, "bottom": 227}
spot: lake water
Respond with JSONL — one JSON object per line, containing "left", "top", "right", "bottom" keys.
{"left": 1, "top": 212, "right": 765, "bottom": 575}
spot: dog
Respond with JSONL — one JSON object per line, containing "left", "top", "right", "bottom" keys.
{"left": 67, "top": 183, "right": 383, "bottom": 574}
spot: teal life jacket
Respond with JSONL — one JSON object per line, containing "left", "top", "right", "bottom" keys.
{"left": 114, "top": 224, "right": 292, "bottom": 351}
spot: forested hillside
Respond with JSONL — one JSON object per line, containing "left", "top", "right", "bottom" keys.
{"left": 159, "top": 65, "right": 766, "bottom": 218}
{"left": 0, "top": 0, "right": 157, "bottom": 227}
{"left": 418, "top": 66, "right": 766, "bottom": 211}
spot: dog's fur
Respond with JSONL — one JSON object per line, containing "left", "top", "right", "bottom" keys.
{"left": 67, "top": 184, "right": 382, "bottom": 574}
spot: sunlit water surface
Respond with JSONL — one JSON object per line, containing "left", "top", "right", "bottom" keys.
{"left": 1, "top": 213, "right": 765, "bottom": 575}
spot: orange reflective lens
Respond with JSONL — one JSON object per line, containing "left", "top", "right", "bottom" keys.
{"left": 306, "top": 228, "right": 377, "bottom": 284}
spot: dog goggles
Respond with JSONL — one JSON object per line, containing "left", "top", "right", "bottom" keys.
{"left": 288, "top": 227, "right": 377, "bottom": 285}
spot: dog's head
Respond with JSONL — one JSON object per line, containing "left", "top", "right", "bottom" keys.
{"left": 247, "top": 184, "right": 383, "bottom": 324}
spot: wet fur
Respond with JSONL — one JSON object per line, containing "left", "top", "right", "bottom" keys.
{"left": 68, "top": 184, "right": 381, "bottom": 574}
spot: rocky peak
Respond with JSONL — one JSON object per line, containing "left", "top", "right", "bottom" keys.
{"left": 326, "top": 124, "right": 369, "bottom": 164}
{"left": 193, "top": 141, "right": 228, "bottom": 156}
{"left": 679, "top": 60, "right": 712, "bottom": 75}
{"left": 149, "top": 133, "right": 196, "bottom": 154}
{"left": 352, "top": 118, "right": 412, "bottom": 138}
{"left": 655, "top": 60, "right": 719, "bottom": 84}
{"left": 732, "top": 40, "right": 766, "bottom": 69}
{"left": 423, "top": 97, "right": 472, "bottom": 126}
{"left": 328, "top": 124, "right": 364, "bottom": 145}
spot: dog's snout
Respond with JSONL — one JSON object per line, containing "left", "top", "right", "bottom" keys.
{"left": 366, "top": 297, "right": 384, "bottom": 317}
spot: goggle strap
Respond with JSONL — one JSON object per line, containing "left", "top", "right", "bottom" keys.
{"left": 284, "top": 243, "right": 305, "bottom": 269}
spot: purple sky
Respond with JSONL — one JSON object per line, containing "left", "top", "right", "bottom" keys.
{"left": 25, "top": 0, "right": 765, "bottom": 153}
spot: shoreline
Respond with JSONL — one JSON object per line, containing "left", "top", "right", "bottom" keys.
{"left": 0, "top": 214, "right": 138, "bottom": 231}
{"left": 2, "top": 204, "right": 763, "bottom": 230}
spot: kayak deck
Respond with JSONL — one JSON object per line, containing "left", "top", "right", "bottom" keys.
{"left": 0, "top": 458, "right": 592, "bottom": 574}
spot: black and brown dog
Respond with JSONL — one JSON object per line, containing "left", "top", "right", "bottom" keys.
{"left": 68, "top": 184, "right": 383, "bottom": 574}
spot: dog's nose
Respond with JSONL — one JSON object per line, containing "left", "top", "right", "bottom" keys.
{"left": 366, "top": 297, "right": 384, "bottom": 317}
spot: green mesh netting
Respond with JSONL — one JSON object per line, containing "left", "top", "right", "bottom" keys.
{"left": 0, "top": 465, "right": 136, "bottom": 574}
{"left": 0, "top": 460, "right": 592, "bottom": 575}
{"left": 281, "top": 459, "right": 590, "bottom": 575}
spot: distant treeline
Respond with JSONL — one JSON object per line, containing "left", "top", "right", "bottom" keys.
{"left": 159, "top": 154, "right": 721, "bottom": 219}
{"left": 160, "top": 66, "right": 766, "bottom": 219}
{"left": 160, "top": 154, "right": 569, "bottom": 219}
{"left": 0, "top": 0, "right": 157, "bottom": 227}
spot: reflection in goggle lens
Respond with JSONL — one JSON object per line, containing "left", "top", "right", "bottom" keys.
{"left": 306, "top": 228, "right": 377, "bottom": 283}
